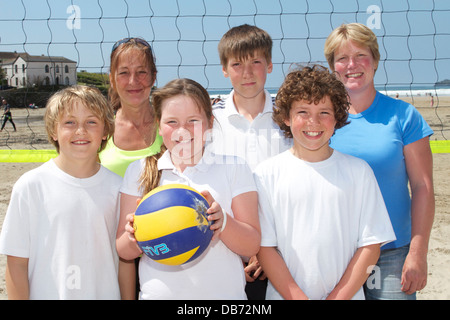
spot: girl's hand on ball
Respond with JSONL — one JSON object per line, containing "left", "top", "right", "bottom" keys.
{"left": 201, "top": 190, "right": 224, "bottom": 240}
{"left": 125, "top": 213, "right": 136, "bottom": 242}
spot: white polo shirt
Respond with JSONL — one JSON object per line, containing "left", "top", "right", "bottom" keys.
{"left": 212, "top": 89, "right": 292, "bottom": 170}
{"left": 120, "top": 145, "right": 257, "bottom": 299}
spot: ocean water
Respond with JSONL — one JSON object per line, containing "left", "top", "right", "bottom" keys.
{"left": 377, "top": 87, "right": 450, "bottom": 97}
{"left": 208, "top": 86, "right": 450, "bottom": 99}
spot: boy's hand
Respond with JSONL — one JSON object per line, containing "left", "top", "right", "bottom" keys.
{"left": 244, "top": 256, "right": 266, "bottom": 282}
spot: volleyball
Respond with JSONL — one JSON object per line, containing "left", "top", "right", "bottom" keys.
{"left": 133, "top": 183, "right": 213, "bottom": 266}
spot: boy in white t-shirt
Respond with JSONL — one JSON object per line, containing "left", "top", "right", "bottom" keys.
{"left": 0, "top": 86, "right": 122, "bottom": 299}
{"left": 255, "top": 65, "right": 396, "bottom": 300}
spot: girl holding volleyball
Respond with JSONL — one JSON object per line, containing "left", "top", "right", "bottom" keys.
{"left": 116, "top": 78, "right": 260, "bottom": 299}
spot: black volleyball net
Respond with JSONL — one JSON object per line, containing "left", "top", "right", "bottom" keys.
{"left": 1, "top": 0, "right": 449, "bottom": 159}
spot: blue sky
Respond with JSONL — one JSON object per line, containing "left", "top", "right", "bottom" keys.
{"left": 1, "top": 0, "right": 449, "bottom": 91}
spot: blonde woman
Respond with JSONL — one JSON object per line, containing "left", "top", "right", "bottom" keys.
{"left": 324, "top": 23, "right": 435, "bottom": 300}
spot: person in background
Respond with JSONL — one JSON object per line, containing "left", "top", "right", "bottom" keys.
{"left": 324, "top": 23, "right": 435, "bottom": 300}
{"left": 1, "top": 99, "right": 17, "bottom": 132}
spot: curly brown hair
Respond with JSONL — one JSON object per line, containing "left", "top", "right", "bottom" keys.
{"left": 273, "top": 64, "right": 350, "bottom": 138}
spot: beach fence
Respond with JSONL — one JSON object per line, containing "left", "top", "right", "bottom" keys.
{"left": 0, "top": 0, "right": 449, "bottom": 161}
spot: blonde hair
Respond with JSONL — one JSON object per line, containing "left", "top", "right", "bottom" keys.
{"left": 324, "top": 23, "right": 380, "bottom": 72}
{"left": 109, "top": 38, "right": 157, "bottom": 112}
{"left": 45, "top": 85, "right": 115, "bottom": 153}
{"left": 218, "top": 24, "right": 272, "bottom": 68}
{"left": 138, "top": 78, "right": 213, "bottom": 195}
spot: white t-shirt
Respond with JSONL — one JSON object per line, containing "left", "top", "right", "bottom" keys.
{"left": 0, "top": 159, "right": 122, "bottom": 300}
{"left": 212, "top": 90, "right": 292, "bottom": 170}
{"left": 254, "top": 150, "right": 396, "bottom": 300}
{"left": 120, "top": 146, "right": 256, "bottom": 300}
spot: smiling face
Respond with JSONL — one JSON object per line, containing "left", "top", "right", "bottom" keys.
{"left": 111, "top": 48, "right": 155, "bottom": 109}
{"left": 284, "top": 96, "right": 337, "bottom": 162}
{"left": 158, "top": 94, "right": 213, "bottom": 171}
{"left": 52, "top": 100, "right": 107, "bottom": 163}
{"left": 333, "top": 40, "right": 378, "bottom": 96}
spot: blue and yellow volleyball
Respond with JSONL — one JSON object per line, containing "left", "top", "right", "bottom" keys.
{"left": 133, "top": 184, "right": 213, "bottom": 265}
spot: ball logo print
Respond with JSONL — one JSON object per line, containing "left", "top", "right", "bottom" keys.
{"left": 144, "top": 243, "right": 170, "bottom": 257}
{"left": 133, "top": 184, "right": 213, "bottom": 265}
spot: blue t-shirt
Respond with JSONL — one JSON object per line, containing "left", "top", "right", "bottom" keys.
{"left": 330, "top": 91, "right": 433, "bottom": 250}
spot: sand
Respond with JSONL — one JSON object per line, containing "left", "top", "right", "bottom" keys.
{"left": 0, "top": 96, "right": 449, "bottom": 299}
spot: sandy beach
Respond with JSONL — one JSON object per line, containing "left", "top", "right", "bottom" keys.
{"left": 0, "top": 95, "right": 449, "bottom": 299}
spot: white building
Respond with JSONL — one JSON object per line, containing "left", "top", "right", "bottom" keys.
{"left": 0, "top": 52, "right": 77, "bottom": 88}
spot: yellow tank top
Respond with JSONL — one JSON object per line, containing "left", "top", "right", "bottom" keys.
{"left": 99, "top": 132, "right": 163, "bottom": 177}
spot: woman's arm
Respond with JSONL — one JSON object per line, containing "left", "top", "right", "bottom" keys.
{"left": 402, "top": 136, "right": 435, "bottom": 294}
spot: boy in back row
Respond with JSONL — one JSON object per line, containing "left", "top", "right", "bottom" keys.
{"left": 212, "top": 24, "right": 292, "bottom": 299}
{"left": 212, "top": 24, "right": 292, "bottom": 171}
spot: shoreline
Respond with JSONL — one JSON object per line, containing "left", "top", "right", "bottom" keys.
{"left": 209, "top": 87, "right": 450, "bottom": 99}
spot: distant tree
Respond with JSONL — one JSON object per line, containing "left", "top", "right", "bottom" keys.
{"left": 77, "top": 71, "right": 109, "bottom": 94}
{"left": 0, "top": 68, "right": 7, "bottom": 87}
